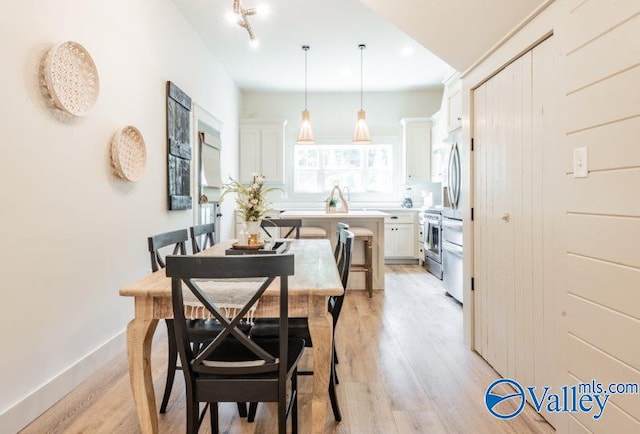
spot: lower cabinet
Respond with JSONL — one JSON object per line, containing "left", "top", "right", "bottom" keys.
{"left": 383, "top": 212, "right": 417, "bottom": 259}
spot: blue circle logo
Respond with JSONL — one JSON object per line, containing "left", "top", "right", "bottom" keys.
{"left": 485, "top": 378, "right": 526, "bottom": 419}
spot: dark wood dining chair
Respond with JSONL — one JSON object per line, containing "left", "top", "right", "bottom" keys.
{"left": 166, "top": 254, "right": 304, "bottom": 434}
{"left": 260, "top": 218, "right": 302, "bottom": 239}
{"left": 148, "top": 229, "right": 189, "bottom": 414}
{"left": 248, "top": 228, "right": 354, "bottom": 422}
{"left": 190, "top": 222, "right": 216, "bottom": 253}
{"left": 334, "top": 222, "right": 350, "bottom": 260}
{"left": 148, "top": 229, "right": 248, "bottom": 418}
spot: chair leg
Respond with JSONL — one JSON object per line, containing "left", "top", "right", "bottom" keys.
{"left": 160, "top": 319, "right": 177, "bottom": 413}
{"left": 209, "top": 402, "right": 219, "bottom": 434}
{"left": 236, "top": 402, "right": 248, "bottom": 418}
{"left": 248, "top": 402, "right": 258, "bottom": 422}
{"left": 292, "top": 370, "right": 299, "bottom": 434}
{"left": 278, "top": 382, "right": 287, "bottom": 434}
{"left": 365, "top": 237, "right": 373, "bottom": 298}
{"left": 329, "top": 361, "right": 342, "bottom": 422}
{"left": 186, "top": 391, "right": 199, "bottom": 434}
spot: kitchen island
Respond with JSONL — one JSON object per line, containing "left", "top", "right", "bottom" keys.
{"left": 279, "top": 210, "right": 388, "bottom": 291}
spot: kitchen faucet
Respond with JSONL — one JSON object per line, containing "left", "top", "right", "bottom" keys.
{"left": 342, "top": 186, "right": 350, "bottom": 202}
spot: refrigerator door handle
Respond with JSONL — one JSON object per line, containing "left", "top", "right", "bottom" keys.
{"left": 453, "top": 143, "right": 461, "bottom": 208}
{"left": 442, "top": 240, "right": 463, "bottom": 256}
{"left": 447, "top": 144, "right": 455, "bottom": 207}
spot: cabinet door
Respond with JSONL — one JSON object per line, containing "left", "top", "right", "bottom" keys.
{"left": 447, "top": 89, "right": 462, "bottom": 133}
{"left": 384, "top": 225, "right": 396, "bottom": 257}
{"left": 239, "top": 128, "right": 261, "bottom": 182}
{"left": 260, "top": 127, "right": 284, "bottom": 183}
{"left": 394, "top": 225, "right": 415, "bottom": 257}
{"left": 405, "top": 122, "right": 431, "bottom": 182}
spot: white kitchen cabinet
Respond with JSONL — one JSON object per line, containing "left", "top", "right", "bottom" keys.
{"left": 401, "top": 118, "right": 432, "bottom": 183}
{"left": 443, "top": 72, "right": 462, "bottom": 134}
{"left": 417, "top": 220, "right": 424, "bottom": 265}
{"left": 239, "top": 120, "right": 286, "bottom": 184}
{"left": 383, "top": 212, "right": 416, "bottom": 259}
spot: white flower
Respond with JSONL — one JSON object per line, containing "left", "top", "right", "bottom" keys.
{"left": 251, "top": 172, "right": 258, "bottom": 178}
{"left": 252, "top": 183, "right": 259, "bottom": 190}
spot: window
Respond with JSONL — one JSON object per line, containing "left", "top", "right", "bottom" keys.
{"left": 293, "top": 144, "right": 393, "bottom": 193}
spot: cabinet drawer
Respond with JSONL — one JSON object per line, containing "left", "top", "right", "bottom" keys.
{"left": 384, "top": 213, "right": 415, "bottom": 224}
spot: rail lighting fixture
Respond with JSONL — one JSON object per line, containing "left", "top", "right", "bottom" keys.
{"left": 296, "top": 45, "right": 315, "bottom": 144}
{"left": 232, "top": 0, "right": 258, "bottom": 46}
{"left": 353, "top": 44, "right": 371, "bottom": 144}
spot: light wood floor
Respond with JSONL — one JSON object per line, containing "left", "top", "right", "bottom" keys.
{"left": 21, "top": 265, "right": 554, "bottom": 433}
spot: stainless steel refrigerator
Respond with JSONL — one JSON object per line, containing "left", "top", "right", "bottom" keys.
{"left": 442, "top": 131, "right": 464, "bottom": 303}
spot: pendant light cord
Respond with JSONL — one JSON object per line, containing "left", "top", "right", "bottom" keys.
{"left": 303, "top": 45, "right": 309, "bottom": 110}
{"left": 359, "top": 44, "right": 365, "bottom": 110}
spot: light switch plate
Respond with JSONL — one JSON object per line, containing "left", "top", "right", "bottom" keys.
{"left": 573, "top": 147, "right": 588, "bottom": 178}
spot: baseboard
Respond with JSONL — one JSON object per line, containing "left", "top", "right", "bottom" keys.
{"left": 0, "top": 330, "right": 126, "bottom": 434}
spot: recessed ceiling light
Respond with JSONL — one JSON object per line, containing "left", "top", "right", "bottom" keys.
{"left": 250, "top": 37, "right": 260, "bottom": 49}
{"left": 401, "top": 46, "right": 415, "bottom": 57}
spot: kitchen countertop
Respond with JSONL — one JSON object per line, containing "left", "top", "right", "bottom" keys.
{"left": 280, "top": 210, "right": 389, "bottom": 219}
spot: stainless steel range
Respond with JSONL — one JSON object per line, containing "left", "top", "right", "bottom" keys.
{"left": 421, "top": 208, "right": 442, "bottom": 279}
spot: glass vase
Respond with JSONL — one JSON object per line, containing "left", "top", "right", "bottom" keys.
{"left": 245, "top": 220, "right": 261, "bottom": 245}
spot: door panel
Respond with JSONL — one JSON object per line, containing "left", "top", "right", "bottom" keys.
{"left": 473, "top": 38, "right": 556, "bottom": 426}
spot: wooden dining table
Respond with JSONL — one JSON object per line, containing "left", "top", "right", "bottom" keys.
{"left": 119, "top": 239, "right": 343, "bottom": 433}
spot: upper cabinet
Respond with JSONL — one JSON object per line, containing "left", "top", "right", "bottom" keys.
{"left": 401, "top": 118, "right": 432, "bottom": 183}
{"left": 239, "top": 119, "right": 286, "bottom": 184}
{"left": 443, "top": 72, "right": 462, "bottom": 134}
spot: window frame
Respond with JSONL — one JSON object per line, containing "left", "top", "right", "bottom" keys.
{"left": 285, "top": 135, "right": 402, "bottom": 203}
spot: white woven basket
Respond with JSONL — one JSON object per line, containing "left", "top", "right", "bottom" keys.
{"left": 43, "top": 41, "right": 99, "bottom": 116}
{"left": 111, "top": 126, "right": 147, "bottom": 182}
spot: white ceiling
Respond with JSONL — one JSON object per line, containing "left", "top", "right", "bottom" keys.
{"left": 361, "top": 0, "right": 545, "bottom": 72}
{"left": 172, "top": 0, "right": 455, "bottom": 92}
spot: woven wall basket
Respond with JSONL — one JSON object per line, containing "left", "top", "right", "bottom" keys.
{"left": 111, "top": 126, "right": 147, "bottom": 182}
{"left": 43, "top": 41, "right": 99, "bottom": 116}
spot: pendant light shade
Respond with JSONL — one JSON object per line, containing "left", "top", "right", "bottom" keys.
{"left": 297, "top": 45, "right": 315, "bottom": 144}
{"left": 353, "top": 44, "right": 371, "bottom": 144}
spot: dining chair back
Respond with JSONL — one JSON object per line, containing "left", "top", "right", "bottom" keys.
{"left": 167, "top": 254, "right": 304, "bottom": 434}
{"left": 148, "top": 229, "right": 188, "bottom": 272}
{"left": 332, "top": 229, "right": 354, "bottom": 320}
{"left": 334, "top": 222, "right": 350, "bottom": 260}
{"left": 261, "top": 218, "right": 302, "bottom": 239}
{"left": 189, "top": 223, "right": 216, "bottom": 253}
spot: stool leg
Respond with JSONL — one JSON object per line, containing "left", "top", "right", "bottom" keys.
{"left": 365, "top": 237, "right": 373, "bottom": 298}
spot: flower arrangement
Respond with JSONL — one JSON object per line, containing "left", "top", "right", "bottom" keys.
{"left": 220, "top": 174, "right": 280, "bottom": 222}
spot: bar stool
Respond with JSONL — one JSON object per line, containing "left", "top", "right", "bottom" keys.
{"left": 299, "top": 226, "right": 328, "bottom": 239}
{"left": 349, "top": 226, "right": 374, "bottom": 298}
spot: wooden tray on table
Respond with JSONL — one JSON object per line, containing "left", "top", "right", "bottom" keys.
{"left": 225, "top": 240, "right": 291, "bottom": 255}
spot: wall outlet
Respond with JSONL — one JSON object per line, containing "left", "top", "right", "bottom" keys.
{"left": 573, "top": 147, "right": 588, "bottom": 178}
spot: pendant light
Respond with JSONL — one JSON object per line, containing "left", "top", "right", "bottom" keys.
{"left": 353, "top": 44, "right": 371, "bottom": 144}
{"left": 296, "top": 45, "right": 315, "bottom": 144}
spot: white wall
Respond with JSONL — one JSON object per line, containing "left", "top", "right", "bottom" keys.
{"left": 0, "top": 0, "right": 240, "bottom": 431}
{"left": 241, "top": 89, "right": 443, "bottom": 205}
{"left": 461, "top": 0, "right": 640, "bottom": 432}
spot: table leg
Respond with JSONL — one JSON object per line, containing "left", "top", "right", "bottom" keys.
{"left": 307, "top": 296, "right": 333, "bottom": 433}
{"left": 127, "top": 317, "right": 159, "bottom": 434}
